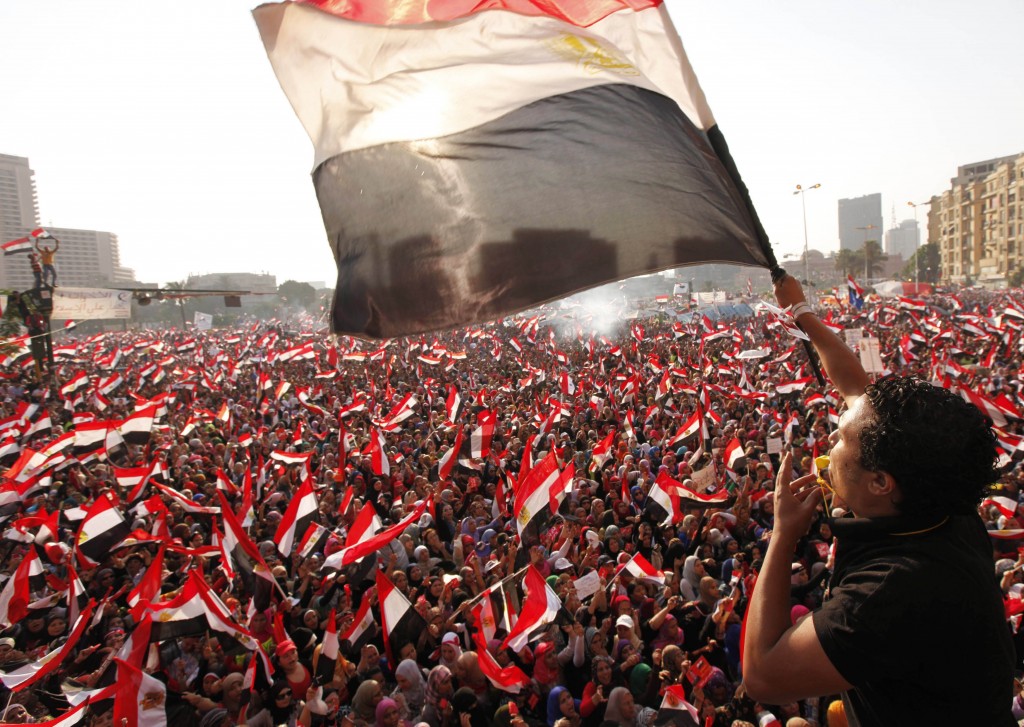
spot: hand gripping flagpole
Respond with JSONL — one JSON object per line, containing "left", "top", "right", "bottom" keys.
{"left": 705, "top": 126, "right": 826, "bottom": 386}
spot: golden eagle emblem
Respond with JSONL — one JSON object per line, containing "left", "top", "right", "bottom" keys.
{"left": 548, "top": 35, "right": 640, "bottom": 77}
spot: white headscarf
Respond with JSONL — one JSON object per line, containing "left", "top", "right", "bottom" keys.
{"left": 393, "top": 658, "right": 427, "bottom": 721}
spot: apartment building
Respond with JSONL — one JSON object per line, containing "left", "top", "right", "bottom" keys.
{"left": 936, "top": 153, "right": 1023, "bottom": 286}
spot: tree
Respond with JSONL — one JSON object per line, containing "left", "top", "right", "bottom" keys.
{"left": 165, "top": 280, "right": 193, "bottom": 328}
{"left": 900, "top": 243, "right": 940, "bottom": 284}
{"left": 278, "top": 280, "right": 317, "bottom": 310}
{"left": 862, "top": 240, "right": 887, "bottom": 279}
{"left": 834, "top": 249, "right": 859, "bottom": 278}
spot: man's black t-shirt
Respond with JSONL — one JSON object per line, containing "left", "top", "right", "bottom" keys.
{"left": 812, "top": 512, "right": 1015, "bottom": 726}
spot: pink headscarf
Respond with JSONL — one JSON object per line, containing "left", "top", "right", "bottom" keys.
{"left": 532, "top": 641, "right": 560, "bottom": 687}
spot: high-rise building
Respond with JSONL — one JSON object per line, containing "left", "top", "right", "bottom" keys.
{"left": 0, "top": 154, "right": 135, "bottom": 290}
{"left": 838, "top": 193, "right": 883, "bottom": 251}
{"left": 885, "top": 219, "right": 919, "bottom": 261}
{"left": 936, "top": 153, "right": 1024, "bottom": 286}
{"left": 0, "top": 154, "right": 40, "bottom": 247}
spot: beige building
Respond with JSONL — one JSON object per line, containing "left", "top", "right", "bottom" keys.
{"left": 3, "top": 226, "right": 135, "bottom": 291}
{"left": 0, "top": 153, "right": 135, "bottom": 290}
{"left": 936, "top": 153, "right": 1024, "bottom": 286}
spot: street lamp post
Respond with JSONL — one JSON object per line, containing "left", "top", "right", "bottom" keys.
{"left": 793, "top": 184, "right": 821, "bottom": 289}
{"left": 907, "top": 200, "right": 932, "bottom": 287}
{"left": 855, "top": 225, "right": 878, "bottom": 282}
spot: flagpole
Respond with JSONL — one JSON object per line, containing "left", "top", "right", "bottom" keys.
{"left": 704, "top": 128, "right": 825, "bottom": 386}
{"left": 461, "top": 565, "right": 530, "bottom": 610}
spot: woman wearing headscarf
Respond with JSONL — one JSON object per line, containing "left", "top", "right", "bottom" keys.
{"left": 545, "top": 685, "right": 581, "bottom": 727}
{"left": 584, "top": 626, "right": 610, "bottom": 663}
{"left": 602, "top": 686, "right": 656, "bottom": 727}
{"left": 679, "top": 556, "right": 703, "bottom": 602}
{"left": 419, "top": 665, "right": 454, "bottom": 727}
{"left": 531, "top": 641, "right": 561, "bottom": 695}
{"left": 243, "top": 680, "right": 303, "bottom": 727}
{"left": 610, "top": 639, "right": 642, "bottom": 687}
{"left": 627, "top": 663, "right": 661, "bottom": 711}
{"left": 219, "top": 672, "right": 246, "bottom": 722}
{"left": 531, "top": 626, "right": 585, "bottom": 697}
{"left": 405, "top": 562, "right": 425, "bottom": 595}
{"left": 437, "top": 632, "right": 462, "bottom": 672}
{"left": 580, "top": 655, "right": 622, "bottom": 726}
{"left": 351, "top": 679, "right": 385, "bottom": 726}
{"left": 435, "top": 502, "right": 458, "bottom": 544}
{"left": 451, "top": 686, "right": 490, "bottom": 727}
{"left": 649, "top": 613, "right": 685, "bottom": 652}
{"left": 248, "top": 609, "right": 275, "bottom": 646}
{"left": 680, "top": 576, "right": 719, "bottom": 649}
{"left": 421, "top": 528, "right": 452, "bottom": 564}
{"left": 702, "top": 666, "right": 734, "bottom": 707}
{"left": 657, "top": 645, "right": 687, "bottom": 686}
{"left": 374, "top": 696, "right": 409, "bottom": 727}
{"left": 391, "top": 658, "right": 427, "bottom": 723}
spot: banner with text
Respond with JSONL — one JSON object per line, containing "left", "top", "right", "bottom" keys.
{"left": 52, "top": 288, "right": 132, "bottom": 320}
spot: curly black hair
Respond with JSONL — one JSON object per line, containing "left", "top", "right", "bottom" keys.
{"left": 859, "top": 375, "right": 997, "bottom": 515}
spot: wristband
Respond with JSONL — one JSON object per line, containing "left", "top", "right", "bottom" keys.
{"left": 790, "top": 302, "right": 813, "bottom": 319}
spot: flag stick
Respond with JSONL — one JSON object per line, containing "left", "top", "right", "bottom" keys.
{"left": 461, "top": 565, "right": 529, "bottom": 610}
{"left": 703, "top": 128, "right": 826, "bottom": 387}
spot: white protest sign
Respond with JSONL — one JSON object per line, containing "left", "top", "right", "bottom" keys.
{"left": 859, "top": 337, "right": 884, "bottom": 373}
{"left": 572, "top": 570, "right": 602, "bottom": 600}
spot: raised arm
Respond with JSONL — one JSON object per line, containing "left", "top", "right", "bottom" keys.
{"left": 742, "top": 451, "right": 852, "bottom": 703}
{"left": 774, "top": 274, "right": 869, "bottom": 406}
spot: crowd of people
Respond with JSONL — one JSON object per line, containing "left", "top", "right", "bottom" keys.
{"left": 0, "top": 280, "right": 1021, "bottom": 726}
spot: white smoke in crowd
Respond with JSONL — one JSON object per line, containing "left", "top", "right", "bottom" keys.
{"left": 543, "top": 288, "right": 629, "bottom": 341}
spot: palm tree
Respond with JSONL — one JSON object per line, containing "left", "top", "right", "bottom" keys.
{"left": 164, "top": 280, "right": 189, "bottom": 328}
{"left": 834, "top": 249, "right": 859, "bottom": 278}
{"left": 862, "top": 240, "right": 887, "bottom": 279}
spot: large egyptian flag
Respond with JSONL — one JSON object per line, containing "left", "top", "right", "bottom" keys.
{"left": 112, "top": 658, "right": 169, "bottom": 727}
{"left": 471, "top": 628, "right": 531, "bottom": 693}
{"left": 217, "top": 493, "right": 278, "bottom": 611}
{"left": 76, "top": 494, "right": 131, "bottom": 568}
{"left": 321, "top": 498, "right": 428, "bottom": 571}
{"left": 502, "top": 565, "right": 563, "bottom": 652}
{"left": 0, "top": 601, "right": 94, "bottom": 691}
{"left": 118, "top": 404, "right": 158, "bottom": 446}
{"left": 145, "top": 571, "right": 260, "bottom": 650}
{"left": 376, "top": 569, "right": 427, "bottom": 667}
{"left": 656, "top": 470, "right": 731, "bottom": 509}
{"left": 274, "top": 478, "right": 319, "bottom": 556}
{"left": 253, "top": 0, "right": 772, "bottom": 338}
{"left": 316, "top": 610, "right": 341, "bottom": 684}
{"left": 513, "top": 450, "right": 562, "bottom": 544}
{"left": 617, "top": 552, "right": 665, "bottom": 588}
{"left": 0, "top": 546, "right": 46, "bottom": 626}
{"left": 339, "top": 595, "right": 377, "bottom": 655}
{"left": 654, "top": 684, "right": 701, "bottom": 726}
{"left": 644, "top": 475, "right": 680, "bottom": 527}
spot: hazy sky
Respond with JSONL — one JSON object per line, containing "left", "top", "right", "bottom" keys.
{"left": 1, "top": 0, "right": 1021, "bottom": 287}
